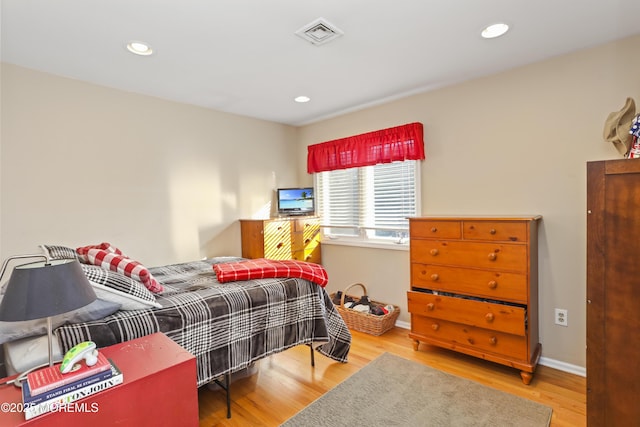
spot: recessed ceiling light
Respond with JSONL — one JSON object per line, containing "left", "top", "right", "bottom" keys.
{"left": 294, "top": 96, "right": 311, "bottom": 103}
{"left": 481, "top": 23, "right": 509, "bottom": 39}
{"left": 126, "top": 41, "right": 153, "bottom": 56}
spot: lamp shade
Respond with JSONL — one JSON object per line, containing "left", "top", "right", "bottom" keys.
{"left": 0, "top": 259, "right": 96, "bottom": 321}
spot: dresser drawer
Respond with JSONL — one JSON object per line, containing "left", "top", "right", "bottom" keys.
{"left": 292, "top": 243, "right": 322, "bottom": 264}
{"left": 411, "top": 315, "right": 528, "bottom": 360}
{"left": 263, "top": 221, "right": 292, "bottom": 259}
{"left": 264, "top": 220, "right": 292, "bottom": 238}
{"left": 411, "top": 240, "right": 528, "bottom": 273}
{"left": 264, "top": 242, "right": 292, "bottom": 260}
{"left": 294, "top": 218, "right": 320, "bottom": 232}
{"left": 407, "top": 291, "right": 526, "bottom": 336}
{"left": 292, "top": 220, "right": 320, "bottom": 249}
{"left": 411, "top": 263, "right": 528, "bottom": 303}
{"left": 463, "top": 221, "right": 528, "bottom": 242}
{"left": 410, "top": 220, "right": 461, "bottom": 239}
{"left": 294, "top": 233, "right": 320, "bottom": 252}
{"left": 292, "top": 235, "right": 321, "bottom": 262}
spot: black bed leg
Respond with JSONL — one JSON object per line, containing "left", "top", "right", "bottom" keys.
{"left": 225, "top": 373, "right": 231, "bottom": 418}
{"left": 309, "top": 343, "right": 315, "bottom": 367}
{"left": 213, "top": 373, "right": 232, "bottom": 418}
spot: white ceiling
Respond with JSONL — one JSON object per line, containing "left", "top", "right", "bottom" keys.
{"left": 2, "top": 1, "right": 639, "bottom": 126}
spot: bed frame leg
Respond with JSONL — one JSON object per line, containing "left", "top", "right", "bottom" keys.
{"left": 308, "top": 343, "right": 315, "bottom": 367}
{"left": 217, "top": 346, "right": 311, "bottom": 419}
{"left": 225, "top": 373, "right": 231, "bottom": 418}
{"left": 212, "top": 373, "right": 232, "bottom": 418}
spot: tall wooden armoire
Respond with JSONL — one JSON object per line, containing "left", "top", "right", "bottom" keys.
{"left": 586, "top": 159, "right": 640, "bottom": 426}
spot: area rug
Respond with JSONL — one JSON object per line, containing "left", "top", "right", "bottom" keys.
{"left": 281, "top": 352, "right": 552, "bottom": 427}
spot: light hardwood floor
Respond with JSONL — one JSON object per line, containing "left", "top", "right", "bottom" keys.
{"left": 198, "top": 327, "right": 586, "bottom": 426}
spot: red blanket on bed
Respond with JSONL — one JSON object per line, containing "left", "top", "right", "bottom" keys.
{"left": 213, "top": 258, "right": 328, "bottom": 287}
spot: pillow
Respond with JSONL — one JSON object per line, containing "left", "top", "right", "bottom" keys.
{"left": 76, "top": 242, "right": 124, "bottom": 263}
{"left": 81, "top": 264, "right": 162, "bottom": 310}
{"left": 42, "top": 245, "right": 79, "bottom": 261}
{"left": 84, "top": 248, "right": 164, "bottom": 293}
{"left": 0, "top": 298, "right": 121, "bottom": 345}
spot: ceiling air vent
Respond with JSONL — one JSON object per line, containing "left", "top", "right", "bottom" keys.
{"left": 295, "top": 17, "right": 344, "bottom": 46}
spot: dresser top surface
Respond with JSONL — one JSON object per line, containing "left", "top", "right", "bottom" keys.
{"left": 409, "top": 216, "right": 542, "bottom": 222}
{"left": 240, "top": 216, "right": 319, "bottom": 222}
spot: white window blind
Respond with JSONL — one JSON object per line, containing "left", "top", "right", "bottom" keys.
{"left": 316, "top": 160, "right": 419, "bottom": 245}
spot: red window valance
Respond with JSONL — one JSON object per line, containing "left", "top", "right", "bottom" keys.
{"left": 307, "top": 122, "right": 425, "bottom": 173}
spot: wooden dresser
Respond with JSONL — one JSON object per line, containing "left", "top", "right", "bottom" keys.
{"left": 587, "top": 159, "right": 640, "bottom": 426}
{"left": 240, "top": 217, "right": 321, "bottom": 264}
{"left": 407, "top": 216, "right": 541, "bottom": 384}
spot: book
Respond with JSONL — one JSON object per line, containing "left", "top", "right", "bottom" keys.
{"left": 24, "top": 360, "right": 123, "bottom": 420}
{"left": 22, "top": 361, "right": 114, "bottom": 405}
{"left": 27, "top": 350, "right": 111, "bottom": 396}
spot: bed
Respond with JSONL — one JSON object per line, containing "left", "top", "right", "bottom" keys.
{"left": 1, "top": 245, "right": 352, "bottom": 389}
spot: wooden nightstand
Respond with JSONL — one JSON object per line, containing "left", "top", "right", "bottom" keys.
{"left": 0, "top": 333, "right": 198, "bottom": 426}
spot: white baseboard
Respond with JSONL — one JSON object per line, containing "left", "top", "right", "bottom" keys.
{"left": 538, "top": 357, "right": 586, "bottom": 377}
{"left": 393, "top": 320, "right": 586, "bottom": 377}
{"left": 396, "top": 320, "right": 411, "bottom": 330}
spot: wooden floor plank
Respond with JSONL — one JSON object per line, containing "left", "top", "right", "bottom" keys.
{"left": 198, "top": 327, "right": 586, "bottom": 426}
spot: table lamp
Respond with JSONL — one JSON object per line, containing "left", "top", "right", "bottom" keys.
{"left": 0, "top": 255, "right": 97, "bottom": 369}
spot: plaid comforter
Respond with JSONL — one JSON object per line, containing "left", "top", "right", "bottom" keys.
{"left": 55, "top": 257, "right": 352, "bottom": 387}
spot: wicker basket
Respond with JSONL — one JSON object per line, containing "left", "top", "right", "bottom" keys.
{"left": 330, "top": 283, "right": 400, "bottom": 336}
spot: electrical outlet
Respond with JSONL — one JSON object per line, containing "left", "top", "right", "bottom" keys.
{"left": 555, "top": 308, "right": 568, "bottom": 327}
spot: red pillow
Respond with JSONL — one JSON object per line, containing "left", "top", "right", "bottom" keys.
{"left": 85, "top": 249, "right": 163, "bottom": 293}
{"left": 76, "top": 242, "right": 124, "bottom": 263}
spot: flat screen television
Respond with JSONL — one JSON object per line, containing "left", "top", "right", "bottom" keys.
{"left": 277, "top": 187, "right": 315, "bottom": 216}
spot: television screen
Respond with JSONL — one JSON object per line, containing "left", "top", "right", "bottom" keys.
{"left": 277, "top": 187, "right": 314, "bottom": 215}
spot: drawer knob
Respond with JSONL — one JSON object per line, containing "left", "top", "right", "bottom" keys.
{"left": 485, "top": 313, "right": 495, "bottom": 322}
{"left": 304, "top": 238, "right": 311, "bottom": 244}
{"left": 431, "top": 323, "right": 439, "bottom": 331}
{"left": 427, "top": 303, "right": 435, "bottom": 311}
{"left": 430, "top": 273, "right": 439, "bottom": 281}
{"left": 490, "top": 228, "right": 496, "bottom": 235}
{"left": 487, "top": 280, "right": 498, "bottom": 289}
{"left": 489, "top": 336, "right": 498, "bottom": 345}
{"left": 430, "top": 249, "right": 439, "bottom": 256}
{"left": 487, "top": 253, "right": 497, "bottom": 261}
{"left": 276, "top": 242, "right": 284, "bottom": 249}
{"left": 431, "top": 227, "right": 438, "bottom": 233}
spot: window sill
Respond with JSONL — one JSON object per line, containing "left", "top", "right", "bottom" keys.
{"left": 321, "top": 238, "right": 409, "bottom": 251}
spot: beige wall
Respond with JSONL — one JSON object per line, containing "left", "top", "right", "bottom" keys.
{"left": 0, "top": 64, "right": 297, "bottom": 266}
{"left": 297, "top": 34, "right": 640, "bottom": 368}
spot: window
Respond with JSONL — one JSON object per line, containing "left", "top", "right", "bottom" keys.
{"left": 316, "top": 160, "right": 419, "bottom": 246}
{"left": 308, "top": 122, "right": 425, "bottom": 248}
